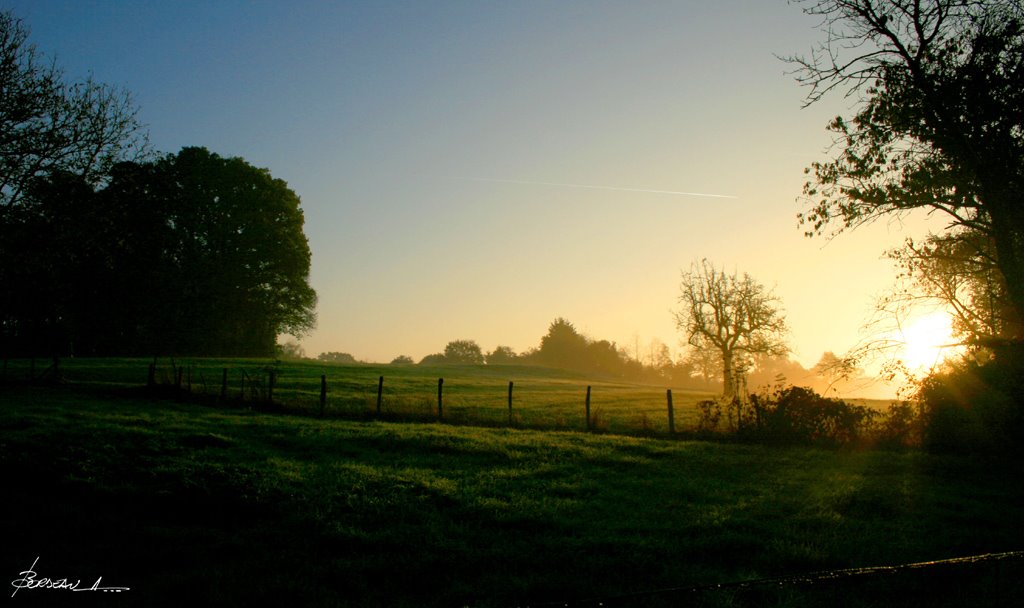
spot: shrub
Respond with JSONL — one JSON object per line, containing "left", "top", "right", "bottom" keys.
{"left": 746, "top": 386, "right": 875, "bottom": 446}
{"left": 696, "top": 399, "right": 723, "bottom": 434}
{"left": 915, "top": 353, "right": 1024, "bottom": 455}
{"left": 873, "top": 401, "right": 924, "bottom": 450}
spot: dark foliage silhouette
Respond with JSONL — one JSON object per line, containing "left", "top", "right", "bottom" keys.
{"left": 1, "top": 148, "right": 316, "bottom": 357}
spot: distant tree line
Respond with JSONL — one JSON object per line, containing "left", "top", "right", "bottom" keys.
{"left": 304, "top": 312, "right": 862, "bottom": 394}
{"left": 397, "top": 317, "right": 860, "bottom": 393}
{"left": 411, "top": 318, "right": 669, "bottom": 382}
{"left": 0, "top": 12, "right": 316, "bottom": 358}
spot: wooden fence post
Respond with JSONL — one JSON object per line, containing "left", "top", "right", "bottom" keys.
{"left": 377, "top": 375, "right": 384, "bottom": 416}
{"left": 221, "top": 368, "right": 228, "bottom": 401}
{"left": 320, "top": 375, "right": 327, "bottom": 417}
{"left": 507, "top": 381, "right": 514, "bottom": 426}
{"left": 176, "top": 367, "right": 184, "bottom": 396}
{"left": 585, "top": 385, "right": 592, "bottom": 432}
{"left": 148, "top": 362, "right": 156, "bottom": 388}
{"left": 437, "top": 378, "right": 444, "bottom": 421}
{"left": 667, "top": 389, "right": 675, "bottom": 435}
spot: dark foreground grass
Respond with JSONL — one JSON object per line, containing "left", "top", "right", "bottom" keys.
{"left": 1, "top": 386, "right": 1022, "bottom": 607}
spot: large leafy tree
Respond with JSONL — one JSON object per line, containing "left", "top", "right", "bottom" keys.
{"left": 443, "top": 340, "right": 485, "bottom": 365}
{"left": 675, "top": 260, "right": 789, "bottom": 398}
{"left": 788, "top": 0, "right": 1024, "bottom": 345}
{"left": 116, "top": 147, "right": 318, "bottom": 356}
{"left": 2, "top": 148, "right": 317, "bottom": 357}
{"left": 536, "top": 318, "right": 591, "bottom": 371}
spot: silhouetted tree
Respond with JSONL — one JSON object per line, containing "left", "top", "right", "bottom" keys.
{"left": 318, "top": 352, "right": 357, "bottom": 363}
{"left": 419, "top": 353, "right": 447, "bottom": 365}
{"left": 390, "top": 355, "right": 414, "bottom": 365}
{"left": 537, "top": 318, "right": 590, "bottom": 371}
{"left": 485, "top": 345, "right": 518, "bottom": 365}
{"left": 443, "top": 339, "right": 485, "bottom": 365}
{"left": 1, "top": 147, "right": 317, "bottom": 356}
{"left": 586, "top": 339, "right": 623, "bottom": 377}
{"left": 0, "top": 10, "right": 148, "bottom": 207}
{"left": 675, "top": 259, "right": 789, "bottom": 398}
{"left": 109, "top": 147, "right": 317, "bottom": 356}
{"left": 0, "top": 10, "right": 148, "bottom": 358}
{"left": 788, "top": 0, "right": 1024, "bottom": 342}
{"left": 887, "top": 230, "right": 1016, "bottom": 346}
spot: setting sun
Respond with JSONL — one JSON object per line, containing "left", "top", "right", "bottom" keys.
{"left": 898, "top": 311, "right": 958, "bottom": 371}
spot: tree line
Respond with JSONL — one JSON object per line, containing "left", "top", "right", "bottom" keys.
{"left": 414, "top": 318, "right": 675, "bottom": 383}
{"left": 309, "top": 314, "right": 861, "bottom": 396}
{"left": 0, "top": 11, "right": 316, "bottom": 358}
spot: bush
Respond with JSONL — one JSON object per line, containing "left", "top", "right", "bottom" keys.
{"left": 746, "top": 386, "right": 875, "bottom": 447}
{"left": 696, "top": 399, "right": 723, "bottom": 435}
{"left": 916, "top": 353, "right": 1024, "bottom": 455}
{"left": 873, "top": 401, "right": 923, "bottom": 450}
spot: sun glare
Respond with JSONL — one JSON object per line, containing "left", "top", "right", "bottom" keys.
{"left": 898, "top": 312, "right": 957, "bottom": 371}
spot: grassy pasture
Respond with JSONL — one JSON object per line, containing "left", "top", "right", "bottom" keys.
{"left": 3, "top": 357, "right": 727, "bottom": 435}
{"left": 1, "top": 383, "right": 1022, "bottom": 606}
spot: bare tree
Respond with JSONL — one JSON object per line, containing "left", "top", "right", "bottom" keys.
{"left": 674, "top": 259, "right": 789, "bottom": 398}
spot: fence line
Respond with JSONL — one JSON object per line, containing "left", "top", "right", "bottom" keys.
{"left": 0, "top": 358, "right": 704, "bottom": 438}
{"left": 135, "top": 363, "right": 693, "bottom": 438}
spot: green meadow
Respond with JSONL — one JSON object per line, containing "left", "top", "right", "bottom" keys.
{"left": 2, "top": 366, "right": 1022, "bottom": 606}
{"left": 3, "top": 357, "right": 724, "bottom": 434}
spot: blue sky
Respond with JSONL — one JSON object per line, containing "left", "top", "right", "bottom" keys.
{"left": 5, "top": 1, "right": 945, "bottom": 385}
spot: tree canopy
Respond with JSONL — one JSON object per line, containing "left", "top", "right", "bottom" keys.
{"left": 0, "top": 147, "right": 317, "bottom": 357}
{"left": 789, "top": 0, "right": 1024, "bottom": 344}
{"left": 444, "top": 340, "right": 485, "bottom": 365}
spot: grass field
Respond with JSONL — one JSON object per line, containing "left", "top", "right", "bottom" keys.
{"left": 3, "top": 357, "right": 732, "bottom": 435}
{"left": 2, "top": 376, "right": 1022, "bottom": 606}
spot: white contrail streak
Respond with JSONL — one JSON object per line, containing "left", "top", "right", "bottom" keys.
{"left": 453, "top": 177, "right": 738, "bottom": 199}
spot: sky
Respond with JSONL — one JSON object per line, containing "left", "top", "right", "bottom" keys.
{"left": 5, "top": 0, "right": 948, "bottom": 386}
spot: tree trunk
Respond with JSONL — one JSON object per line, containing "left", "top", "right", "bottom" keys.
{"left": 722, "top": 350, "right": 735, "bottom": 399}
{"left": 986, "top": 197, "right": 1024, "bottom": 341}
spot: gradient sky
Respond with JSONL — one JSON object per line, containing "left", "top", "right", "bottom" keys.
{"left": 6, "top": 0, "right": 945, "bottom": 380}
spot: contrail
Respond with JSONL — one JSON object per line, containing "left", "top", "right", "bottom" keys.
{"left": 452, "top": 176, "right": 738, "bottom": 199}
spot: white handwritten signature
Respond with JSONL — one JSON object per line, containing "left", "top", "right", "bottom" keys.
{"left": 10, "top": 557, "right": 129, "bottom": 597}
